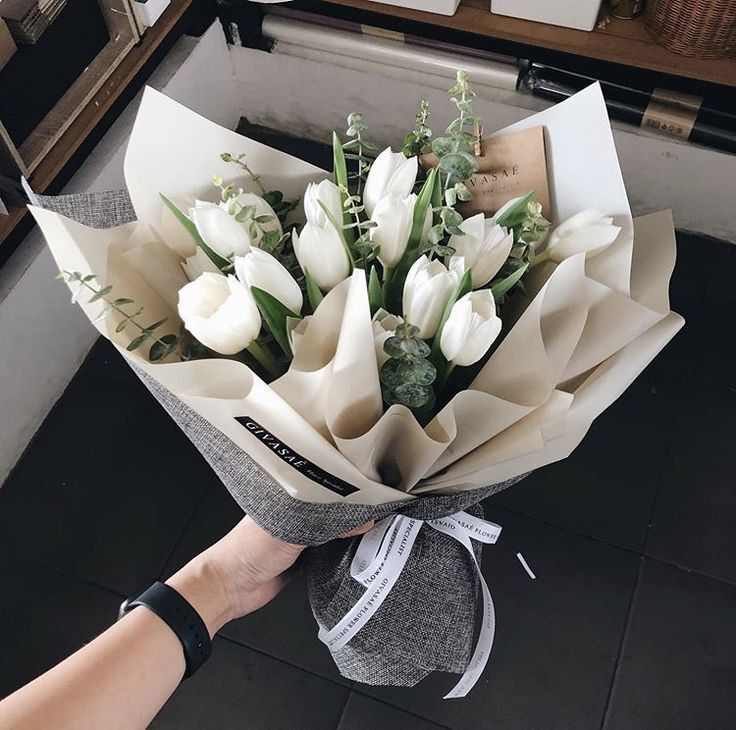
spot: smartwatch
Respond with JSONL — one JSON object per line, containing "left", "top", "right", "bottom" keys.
{"left": 118, "top": 581, "right": 212, "bottom": 678}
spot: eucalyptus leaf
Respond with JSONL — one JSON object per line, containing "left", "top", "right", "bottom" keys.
{"left": 149, "top": 334, "right": 179, "bottom": 362}
{"left": 88, "top": 285, "right": 113, "bottom": 303}
{"left": 127, "top": 332, "right": 151, "bottom": 352}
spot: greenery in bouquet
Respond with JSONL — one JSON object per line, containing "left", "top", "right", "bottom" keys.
{"left": 60, "top": 70, "right": 622, "bottom": 422}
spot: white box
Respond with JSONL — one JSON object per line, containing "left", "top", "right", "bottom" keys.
{"left": 369, "top": 0, "right": 461, "bottom": 16}
{"left": 491, "top": 0, "right": 603, "bottom": 31}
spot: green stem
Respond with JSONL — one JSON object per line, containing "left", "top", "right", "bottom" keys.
{"left": 246, "top": 340, "right": 281, "bottom": 378}
{"left": 529, "top": 248, "right": 552, "bottom": 269}
{"left": 439, "top": 361, "right": 456, "bottom": 392}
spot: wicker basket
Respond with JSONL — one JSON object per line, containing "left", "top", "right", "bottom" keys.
{"left": 645, "top": 0, "right": 736, "bottom": 58}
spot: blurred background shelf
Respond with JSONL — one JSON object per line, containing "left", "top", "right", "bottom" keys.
{"left": 326, "top": 0, "right": 736, "bottom": 87}
{"left": 0, "top": 0, "right": 192, "bottom": 253}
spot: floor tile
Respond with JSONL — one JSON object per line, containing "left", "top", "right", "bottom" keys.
{"left": 0, "top": 552, "right": 121, "bottom": 699}
{"left": 655, "top": 232, "right": 714, "bottom": 375}
{"left": 0, "top": 366, "right": 214, "bottom": 596}
{"left": 488, "top": 369, "right": 681, "bottom": 551}
{"left": 339, "top": 691, "right": 447, "bottom": 729}
{"left": 646, "top": 377, "right": 736, "bottom": 583}
{"left": 162, "top": 484, "right": 351, "bottom": 685}
{"left": 603, "top": 559, "right": 736, "bottom": 730}
{"left": 151, "top": 637, "right": 350, "bottom": 730}
{"left": 361, "top": 508, "right": 639, "bottom": 730}
{"left": 690, "top": 240, "right": 736, "bottom": 387}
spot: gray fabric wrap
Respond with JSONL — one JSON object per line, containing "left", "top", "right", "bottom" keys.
{"left": 38, "top": 189, "right": 527, "bottom": 686}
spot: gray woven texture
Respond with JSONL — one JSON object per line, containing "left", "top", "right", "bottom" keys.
{"left": 38, "top": 189, "right": 526, "bottom": 686}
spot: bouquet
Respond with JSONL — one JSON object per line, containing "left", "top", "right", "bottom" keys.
{"left": 30, "top": 72, "right": 683, "bottom": 697}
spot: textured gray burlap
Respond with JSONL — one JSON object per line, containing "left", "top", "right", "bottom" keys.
{"left": 36, "top": 189, "right": 526, "bottom": 686}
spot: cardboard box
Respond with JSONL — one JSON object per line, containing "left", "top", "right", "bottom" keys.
{"left": 0, "top": 18, "right": 18, "bottom": 70}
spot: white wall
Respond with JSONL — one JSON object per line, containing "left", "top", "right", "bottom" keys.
{"left": 0, "top": 22, "right": 238, "bottom": 484}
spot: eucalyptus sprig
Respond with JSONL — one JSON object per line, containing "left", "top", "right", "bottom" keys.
{"left": 402, "top": 99, "right": 432, "bottom": 158}
{"left": 341, "top": 186, "right": 379, "bottom": 267}
{"left": 342, "top": 113, "right": 377, "bottom": 196}
{"left": 59, "top": 271, "right": 179, "bottom": 361}
{"left": 220, "top": 151, "right": 267, "bottom": 195}
{"left": 380, "top": 323, "right": 437, "bottom": 413}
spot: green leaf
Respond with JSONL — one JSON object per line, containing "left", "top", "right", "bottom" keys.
{"left": 143, "top": 318, "right": 168, "bottom": 334}
{"left": 431, "top": 136, "right": 454, "bottom": 157}
{"left": 115, "top": 319, "right": 129, "bottom": 333}
{"left": 304, "top": 268, "right": 324, "bottom": 312}
{"left": 159, "top": 193, "right": 230, "bottom": 271}
{"left": 92, "top": 304, "right": 113, "bottom": 323}
{"left": 149, "top": 334, "right": 179, "bottom": 362}
{"left": 495, "top": 190, "right": 537, "bottom": 231}
{"left": 251, "top": 286, "right": 300, "bottom": 358}
{"left": 113, "top": 298, "right": 134, "bottom": 306}
{"left": 430, "top": 268, "right": 472, "bottom": 367}
{"left": 127, "top": 332, "right": 151, "bottom": 352}
{"left": 88, "top": 285, "right": 113, "bottom": 302}
{"left": 490, "top": 262, "right": 529, "bottom": 300}
{"left": 368, "top": 266, "right": 382, "bottom": 315}
{"left": 332, "top": 130, "right": 348, "bottom": 189}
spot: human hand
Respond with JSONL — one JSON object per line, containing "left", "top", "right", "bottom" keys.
{"left": 167, "top": 516, "right": 373, "bottom": 637}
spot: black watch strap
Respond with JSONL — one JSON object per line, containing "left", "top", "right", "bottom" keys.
{"left": 119, "top": 581, "right": 212, "bottom": 678}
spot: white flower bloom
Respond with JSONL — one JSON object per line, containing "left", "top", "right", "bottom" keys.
{"left": 177, "top": 273, "right": 261, "bottom": 355}
{"left": 292, "top": 222, "right": 351, "bottom": 292}
{"left": 370, "top": 193, "right": 416, "bottom": 268}
{"left": 181, "top": 246, "right": 222, "bottom": 281}
{"left": 440, "top": 290, "right": 502, "bottom": 367}
{"left": 372, "top": 308, "right": 404, "bottom": 367}
{"left": 219, "top": 192, "right": 282, "bottom": 245}
{"left": 449, "top": 213, "right": 514, "bottom": 288}
{"left": 304, "top": 179, "right": 343, "bottom": 227}
{"left": 286, "top": 315, "right": 311, "bottom": 356}
{"left": 234, "top": 247, "right": 303, "bottom": 314}
{"left": 546, "top": 209, "right": 621, "bottom": 262}
{"left": 402, "top": 254, "right": 463, "bottom": 339}
{"left": 191, "top": 202, "right": 253, "bottom": 258}
{"left": 363, "top": 147, "right": 418, "bottom": 218}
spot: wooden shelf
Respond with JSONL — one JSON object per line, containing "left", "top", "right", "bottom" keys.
{"left": 0, "top": 0, "right": 192, "bottom": 250}
{"left": 327, "top": 0, "right": 736, "bottom": 88}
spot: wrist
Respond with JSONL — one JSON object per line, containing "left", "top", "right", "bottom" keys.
{"left": 166, "top": 554, "right": 235, "bottom": 638}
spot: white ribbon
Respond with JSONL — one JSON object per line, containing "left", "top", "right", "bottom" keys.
{"left": 317, "top": 511, "right": 502, "bottom": 699}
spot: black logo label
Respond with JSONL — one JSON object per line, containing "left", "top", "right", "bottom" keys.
{"left": 235, "top": 416, "right": 359, "bottom": 497}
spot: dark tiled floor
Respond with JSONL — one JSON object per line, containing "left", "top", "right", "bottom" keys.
{"left": 1, "top": 231, "right": 735, "bottom": 729}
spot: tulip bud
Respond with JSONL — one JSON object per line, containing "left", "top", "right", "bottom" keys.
{"left": 177, "top": 273, "right": 261, "bottom": 355}
{"left": 292, "top": 222, "right": 351, "bottom": 292}
{"left": 182, "top": 246, "right": 223, "bottom": 281}
{"left": 191, "top": 202, "right": 253, "bottom": 259}
{"left": 370, "top": 193, "right": 416, "bottom": 268}
{"left": 219, "top": 192, "right": 282, "bottom": 245}
{"left": 402, "top": 254, "right": 463, "bottom": 339}
{"left": 440, "top": 290, "right": 502, "bottom": 367}
{"left": 372, "top": 308, "right": 404, "bottom": 367}
{"left": 304, "top": 179, "right": 344, "bottom": 227}
{"left": 449, "top": 213, "right": 514, "bottom": 288}
{"left": 546, "top": 209, "right": 621, "bottom": 262}
{"left": 234, "top": 247, "right": 303, "bottom": 314}
{"left": 363, "top": 147, "right": 418, "bottom": 218}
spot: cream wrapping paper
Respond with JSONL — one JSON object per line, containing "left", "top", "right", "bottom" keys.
{"left": 31, "top": 83, "right": 683, "bottom": 508}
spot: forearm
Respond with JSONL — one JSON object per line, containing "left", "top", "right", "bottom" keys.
{"left": 0, "top": 556, "right": 230, "bottom": 730}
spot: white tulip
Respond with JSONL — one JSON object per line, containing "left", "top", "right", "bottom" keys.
{"left": 546, "top": 209, "right": 621, "bottom": 262}
{"left": 363, "top": 147, "right": 418, "bottom": 218}
{"left": 286, "top": 316, "right": 311, "bottom": 356}
{"left": 372, "top": 308, "right": 404, "bottom": 367}
{"left": 191, "top": 202, "right": 253, "bottom": 259}
{"left": 440, "top": 290, "right": 502, "bottom": 367}
{"left": 177, "top": 273, "right": 261, "bottom": 355}
{"left": 219, "top": 192, "right": 282, "bottom": 245}
{"left": 449, "top": 213, "right": 514, "bottom": 288}
{"left": 181, "top": 246, "right": 222, "bottom": 281}
{"left": 402, "top": 254, "right": 463, "bottom": 339}
{"left": 234, "top": 247, "right": 303, "bottom": 314}
{"left": 304, "top": 179, "right": 343, "bottom": 227}
{"left": 370, "top": 193, "right": 415, "bottom": 268}
{"left": 292, "top": 222, "right": 351, "bottom": 292}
